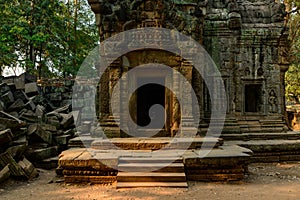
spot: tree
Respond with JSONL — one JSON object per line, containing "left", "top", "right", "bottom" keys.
{"left": 285, "top": 0, "right": 300, "bottom": 103}
{"left": 0, "top": 0, "right": 99, "bottom": 78}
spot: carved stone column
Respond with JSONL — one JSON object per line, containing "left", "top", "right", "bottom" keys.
{"left": 119, "top": 66, "right": 129, "bottom": 138}
{"left": 171, "top": 65, "right": 180, "bottom": 137}
{"left": 179, "top": 61, "right": 198, "bottom": 137}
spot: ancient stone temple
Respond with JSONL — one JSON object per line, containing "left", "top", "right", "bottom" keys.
{"left": 87, "top": 0, "right": 290, "bottom": 138}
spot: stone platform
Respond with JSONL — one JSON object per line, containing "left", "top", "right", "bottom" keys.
{"left": 91, "top": 137, "right": 223, "bottom": 150}
{"left": 222, "top": 131, "right": 300, "bottom": 163}
{"left": 58, "top": 137, "right": 252, "bottom": 187}
{"left": 230, "top": 139, "right": 300, "bottom": 163}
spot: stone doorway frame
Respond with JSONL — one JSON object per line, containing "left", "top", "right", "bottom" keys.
{"left": 242, "top": 80, "right": 266, "bottom": 115}
{"left": 126, "top": 66, "right": 173, "bottom": 137}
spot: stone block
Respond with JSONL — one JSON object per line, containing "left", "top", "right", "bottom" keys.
{"left": 27, "top": 124, "right": 38, "bottom": 135}
{"left": 19, "top": 110, "right": 37, "bottom": 123}
{"left": 64, "top": 129, "right": 75, "bottom": 137}
{"left": 0, "top": 83, "right": 10, "bottom": 94}
{"left": 46, "top": 116, "right": 61, "bottom": 129}
{"left": 35, "top": 105, "right": 45, "bottom": 117}
{"left": 11, "top": 136, "right": 27, "bottom": 146}
{"left": 13, "top": 72, "right": 36, "bottom": 90}
{"left": 0, "top": 100, "right": 4, "bottom": 112}
{"left": 1, "top": 91, "right": 14, "bottom": 107}
{"left": 18, "top": 157, "right": 38, "bottom": 179}
{"left": 1, "top": 77, "right": 14, "bottom": 85}
{"left": 0, "top": 165, "right": 10, "bottom": 183}
{"left": 14, "top": 76, "right": 25, "bottom": 90}
{"left": 13, "top": 90, "right": 29, "bottom": 103}
{"left": 60, "top": 113, "right": 75, "bottom": 129}
{"left": 36, "top": 156, "right": 59, "bottom": 170}
{"left": 53, "top": 104, "right": 71, "bottom": 114}
{"left": 54, "top": 135, "right": 71, "bottom": 146}
{"left": 72, "top": 110, "right": 81, "bottom": 126}
{"left": 7, "top": 83, "right": 16, "bottom": 92}
{"left": 28, "top": 124, "right": 52, "bottom": 144}
{"left": 0, "top": 111, "right": 26, "bottom": 130}
{"left": 6, "top": 144, "right": 28, "bottom": 160}
{"left": 25, "top": 146, "right": 58, "bottom": 161}
{"left": 24, "top": 100, "right": 36, "bottom": 111}
{"left": 43, "top": 123, "right": 57, "bottom": 132}
{"left": 14, "top": 129, "right": 27, "bottom": 142}
{"left": 7, "top": 111, "right": 18, "bottom": 118}
{"left": 25, "top": 82, "right": 39, "bottom": 96}
{"left": 7, "top": 99, "right": 25, "bottom": 112}
{"left": 0, "top": 129, "right": 13, "bottom": 145}
{"left": 0, "top": 151, "right": 27, "bottom": 178}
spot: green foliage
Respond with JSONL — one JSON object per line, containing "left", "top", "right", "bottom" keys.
{"left": 0, "top": 0, "right": 99, "bottom": 77}
{"left": 285, "top": 0, "right": 300, "bottom": 103}
{"left": 286, "top": 65, "right": 300, "bottom": 103}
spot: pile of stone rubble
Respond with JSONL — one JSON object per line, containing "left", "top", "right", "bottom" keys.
{"left": 0, "top": 73, "right": 78, "bottom": 183}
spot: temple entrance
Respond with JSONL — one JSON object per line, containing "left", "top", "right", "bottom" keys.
{"left": 137, "top": 80, "right": 165, "bottom": 129}
{"left": 245, "top": 84, "right": 263, "bottom": 113}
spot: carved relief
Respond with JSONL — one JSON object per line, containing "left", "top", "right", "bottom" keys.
{"left": 268, "top": 89, "right": 278, "bottom": 113}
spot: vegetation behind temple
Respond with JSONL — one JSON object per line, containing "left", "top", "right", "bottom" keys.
{"left": 285, "top": 0, "right": 300, "bottom": 103}
{"left": 0, "top": 0, "right": 99, "bottom": 78}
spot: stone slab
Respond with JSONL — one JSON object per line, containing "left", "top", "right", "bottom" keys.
{"left": 116, "top": 182, "right": 188, "bottom": 188}
{"left": 25, "top": 146, "right": 58, "bottom": 161}
{"left": 25, "top": 82, "right": 39, "bottom": 96}
{"left": 0, "top": 165, "right": 10, "bottom": 183}
{"left": 117, "top": 172, "right": 186, "bottom": 182}
{"left": 0, "top": 129, "right": 13, "bottom": 145}
{"left": 91, "top": 137, "right": 222, "bottom": 150}
{"left": 64, "top": 175, "right": 116, "bottom": 184}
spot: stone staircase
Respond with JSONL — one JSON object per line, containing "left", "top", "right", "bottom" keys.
{"left": 116, "top": 157, "right": 188, "bottom": 188}
{"left": 237, "top": 118, "right": 286, "bottom": 134}
{"left": 199, "top": 117, "right": 241, "bottom": 135}
{"left": 260, "top": 119, "right": 286, "bottom": 133}
{"left": 238, "top": 120, "right": 262, "bottom": 133}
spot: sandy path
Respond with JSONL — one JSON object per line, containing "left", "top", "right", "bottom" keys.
{"left": 1, "top": 162, "right": 300, "bottom": 200}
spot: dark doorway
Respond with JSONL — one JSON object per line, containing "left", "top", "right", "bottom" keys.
{"left": 245, "top": 84, "right": 263, "bottom": 112}
{"left": 137, "top": 78, "right": 165, "bottom": 129}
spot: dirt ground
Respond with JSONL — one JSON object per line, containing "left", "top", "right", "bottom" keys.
{"left": 1, "top": 162, "right": 300, "bottom": 200}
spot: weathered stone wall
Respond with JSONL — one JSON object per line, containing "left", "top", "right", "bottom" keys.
{"left": 203, "top": 0, "right": 289, "bottom": 119}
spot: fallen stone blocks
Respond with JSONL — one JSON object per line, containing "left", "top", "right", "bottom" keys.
{"left": 0, "top": 73, "right": 78, "bottom": 183}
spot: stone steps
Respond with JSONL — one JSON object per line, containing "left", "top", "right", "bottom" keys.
{"left": 117, "top": 182, "right": 188, "bottom": 188}
{"left": 222, "top": 131, "right": 300, "bottom": 141}
{"left": 118, "top": 157, "right": 182, "bottom": 163}
{"left": 116, "top": 157, "right": 187, "bottom": 188}
{"left": 117, "top": 172, "right": 186, "bottom": 182}
{"left": 118, "top": 162, "right": 184, "bottom": 172}
{"left": 235, "top": 139, "right": 300, "bottom": 162}
{"left": 58, "top": 146, "right": 252, "bottom": 184}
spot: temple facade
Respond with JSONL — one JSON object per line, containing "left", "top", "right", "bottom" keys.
{"left": 88, "top": 0, "right": 290, "bottom": 137}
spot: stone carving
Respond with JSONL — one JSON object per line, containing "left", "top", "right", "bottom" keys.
{"left": 257, "top": 67, "right": 264, "bottom": 77}
{"left": 268, "top": 89, "right": 278, "bottom": 113}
